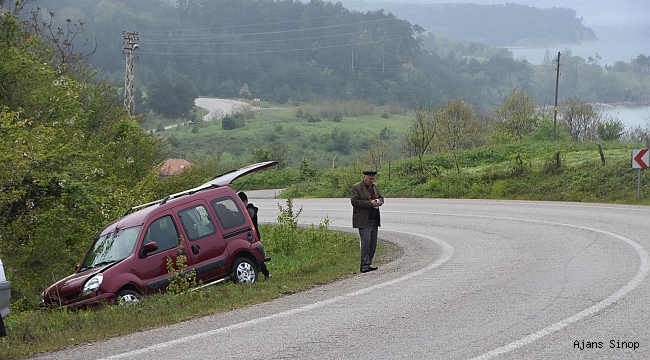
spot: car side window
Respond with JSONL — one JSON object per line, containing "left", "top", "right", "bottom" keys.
{"left": 211, "top": 197, "right": 246, "bottom": 230}
{"left": 178, "top": 205, "right": 216, "bottom": 241}
{"left": 144, "top": 215, "right": 179, "bottom": 254}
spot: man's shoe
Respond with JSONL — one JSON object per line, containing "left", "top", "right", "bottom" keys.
{"left": 360, "top": 267, "right": 370, "bottom": 273}
{"left": 264, "top": 274, "right": 272, "bottom": 280}
{"left": 368, "top": 265, "right": 378, "bottom": 271}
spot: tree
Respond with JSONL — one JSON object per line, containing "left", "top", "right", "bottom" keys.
{"left": 408, "top": 105, "right": 437, "bottom": 172}
{"left": 239, "top": 83, "right": 252, "bottom": 99}
{"left": 633, "top": 54, "right": 650, "bottom": 73}
{"left": 221, "top": 114, "right": 245, "bottom": 130}
{"left": 489, "top": 88, "right": 539, "bottom": 141}
{"left": 0, "top": 8, "right": 167, "bottom": 309}
{"left": 560, "top": 97, "right": 601, "bottom": 142}
{"left": 147, "top": 74, "right": 198, "bottom": 118}
{"left": 435, "top": 99, "right": 481, "bottom": 172}
{"left": 365, "top": 136, "right": 390, "bottom": 170}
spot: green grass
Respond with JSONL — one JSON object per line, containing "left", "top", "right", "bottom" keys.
{"left": 157, "top": 103, "right": 412, "bottom": 168}
{"left": 0, "top": 219, "right": 398, "bottom": 359}
{"left": 276, "top": 140, "right": 650, "bottom": 205}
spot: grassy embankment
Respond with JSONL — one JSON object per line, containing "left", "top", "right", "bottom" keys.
{"left": 0, "top": 206, "right": 399, "bottom": 359}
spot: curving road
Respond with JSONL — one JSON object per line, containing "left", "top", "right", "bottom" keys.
{"left": 160, "top": 98, "right": 251, "bottom": 131}
{"left": 194, "top": 97, "right": 251, "bottom": 122}
{"left": 32, "top": 197, "right": 650, "bottom": 359}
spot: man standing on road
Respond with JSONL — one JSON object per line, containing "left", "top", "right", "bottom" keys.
{"left": 350, "top": 170, "right": 384, "bottom": 273}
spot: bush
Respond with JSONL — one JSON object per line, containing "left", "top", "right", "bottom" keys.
{"left": 222, "top": 114, "right": 245, "bottom": 130}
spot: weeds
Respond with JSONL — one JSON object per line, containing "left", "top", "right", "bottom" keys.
{"left": 1, "top": 218, "right": 367, "bottom": 359}
{"left": 165, "top": 246, "right": 198, "bottom": 295}
{"left": 276, "top": 198, "right": 303, "bottom": 228}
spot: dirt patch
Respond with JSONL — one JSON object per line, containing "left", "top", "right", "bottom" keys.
{"left": 376, "top": 239, "right": 404, "bottom": 265}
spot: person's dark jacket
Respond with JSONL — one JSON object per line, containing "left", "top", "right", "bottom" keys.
{"left": 246, "top": 203, "right": 260, "bottom": 240}
{"left": 350, "top": 181, "right": 384, "bottom": 229}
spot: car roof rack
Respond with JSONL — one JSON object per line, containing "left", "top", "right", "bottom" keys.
{"left": 122, "top": 183, "right": 219, "bottom": 217}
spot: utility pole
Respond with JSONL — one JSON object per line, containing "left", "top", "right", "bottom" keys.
{"left": 123, "top": 31, "right": 139, "bottom": 116}
{"left": 553, "top": 51, "right": 561, "bottom": 142}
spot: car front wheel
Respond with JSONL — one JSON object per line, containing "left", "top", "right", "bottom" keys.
{"left": 116, "top": 289, "right": 142, "bottom": 304}
{"left": 232, "top": 258, "right": 258, "bottom": 284}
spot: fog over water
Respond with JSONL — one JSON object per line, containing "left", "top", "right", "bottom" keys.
{"left": 349, "top": 0, "right": 650, "bottom": 65}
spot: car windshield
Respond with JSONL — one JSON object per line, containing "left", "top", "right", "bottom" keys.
{"left": 78, "top": 226, "right": 142, "bottom": 272}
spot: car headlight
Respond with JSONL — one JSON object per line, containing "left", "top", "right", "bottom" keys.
{"left": 81, "top": 274, "right": 103, "bottom": 296}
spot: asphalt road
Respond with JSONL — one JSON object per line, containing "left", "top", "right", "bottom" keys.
{"left": 31, "top": 196, "right": 650, "bottom": 359}
{"left": 160, "top": 98, "right": 251, "bottom": 131}
{"left": 194, "top": 97, "right": 250, "bottom": 122}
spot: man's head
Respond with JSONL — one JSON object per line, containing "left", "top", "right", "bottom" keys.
{"left": 238, "top": 192, "right": 248, "bottom": 205}
{"left": 363, "top": 170, "right": 377, "bottom": 185}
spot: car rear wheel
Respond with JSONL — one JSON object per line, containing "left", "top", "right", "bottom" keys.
{"left": 116, "top": 289, "right": 141, "bottom": 304}
{"left": 232, "top": 258, "right": 257, "bottom": 284}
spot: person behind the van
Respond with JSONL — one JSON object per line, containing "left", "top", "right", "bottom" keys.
{"left": 238, "top": 192, "right": 271, "bottom": 279}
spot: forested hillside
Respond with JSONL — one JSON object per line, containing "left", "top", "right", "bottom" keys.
{"left": 10, "top": 0, "right": 649, "bottom": 115}
{"left": 343, "top": 1, "right": 598, "bottom": 46}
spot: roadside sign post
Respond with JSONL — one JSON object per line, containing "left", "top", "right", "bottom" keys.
{"left": 632, "top": 149, "right": 649, "bottom": 200}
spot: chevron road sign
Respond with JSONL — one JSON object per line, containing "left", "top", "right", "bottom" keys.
{"left": 632, "top": 149, "right": 649, "bottom": 169}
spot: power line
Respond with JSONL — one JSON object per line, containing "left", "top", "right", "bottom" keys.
{"left": 138, "top": 35, "right": 414, "bottom": 56}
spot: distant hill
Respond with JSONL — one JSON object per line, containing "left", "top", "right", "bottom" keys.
{"left": 342, "top": 1, "right": 598, "bottom": 46}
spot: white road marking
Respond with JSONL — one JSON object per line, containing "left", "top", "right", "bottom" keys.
{"left": 270, "top": 206, "right": 650, "bottom": 358}
{"left": 464, "top": 219, "right": 650, "bottom": 359}
{"left": 101, "top": 207, "right": 649, "bottom": 360}
{"left": 99, "top": 229, "right": 454, "bottom": 360}
{"left": 380, "top": 209, "right": 649, "bottom": 359}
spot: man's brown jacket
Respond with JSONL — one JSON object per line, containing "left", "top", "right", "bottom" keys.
{"left": 350, "top": 180, "right": 384, "bottom": 228}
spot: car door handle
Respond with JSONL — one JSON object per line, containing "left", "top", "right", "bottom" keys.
{"left": 191, "top": 244, "right": 200, "bottom": 254}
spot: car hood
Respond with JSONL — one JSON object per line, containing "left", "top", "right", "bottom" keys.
{"left": 44, "top": 263, "right": 114, "bottom": 299}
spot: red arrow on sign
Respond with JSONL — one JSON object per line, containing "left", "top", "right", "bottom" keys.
{"left": 634, "top": 149, "right": 649, "bottom": 168}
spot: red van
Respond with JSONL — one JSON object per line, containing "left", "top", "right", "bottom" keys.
{"left": 41, "top": 161, "right": 277, "bottom": 308}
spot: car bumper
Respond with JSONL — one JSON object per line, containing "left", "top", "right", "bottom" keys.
{"left": 43, "top": 291, "right": 115, "bottom": 309}
{"left": 255, "top": 243, "right": 268, "bottom": 261}
{"left": 0, "top": 281, "right": 10, "bottom": 318}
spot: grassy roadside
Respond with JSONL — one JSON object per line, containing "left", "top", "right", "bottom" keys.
{"left": 0, "top": 220, "right": 398, "bottom": 359}
{"left": 278, "top": 140, "right": 650, "bottom": 205}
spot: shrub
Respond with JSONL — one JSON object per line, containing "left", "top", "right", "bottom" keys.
{"left": 222, "top": 115, "right": 245, "bottom": 130}
{"left": 165, "top": 248, "right": 198, "bottom": 295}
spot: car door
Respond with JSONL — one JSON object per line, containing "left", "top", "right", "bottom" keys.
{"left": 175, "top": 200, "right": 229, "bottom": 283}
{"left": 134, "top": 214, "right": 182, "bottom": 294}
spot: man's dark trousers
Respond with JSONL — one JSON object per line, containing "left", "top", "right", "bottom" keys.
{"left": 359, "top": 217, "right": 378, "bottom": 270}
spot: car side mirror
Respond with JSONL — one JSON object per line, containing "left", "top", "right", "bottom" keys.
{"left": 141, "top": 241, "right": 159, "bottom": 257}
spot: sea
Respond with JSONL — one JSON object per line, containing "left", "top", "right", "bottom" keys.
{"left": 600, "top": 106, "right": 650, "bottom": 130}
{"left": 507, "top": 24, "right": 650, "bottom": 67}
{"left": 507, "top": 23, "right": 650, "bottom": 130}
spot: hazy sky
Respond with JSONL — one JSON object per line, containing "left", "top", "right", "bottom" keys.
{"left": 349, "top": 0, "right": 650, "bottom": 26}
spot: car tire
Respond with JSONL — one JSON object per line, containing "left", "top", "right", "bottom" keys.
{"left": 232, "top": 258, "right": 257, "bottom": 284}
{"left": 116, "top": 289, "right": 142, "bottom": 304}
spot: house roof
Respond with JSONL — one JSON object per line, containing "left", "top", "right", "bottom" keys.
{"left": 159, "top": 159, "right": 192, "bottom": 176}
